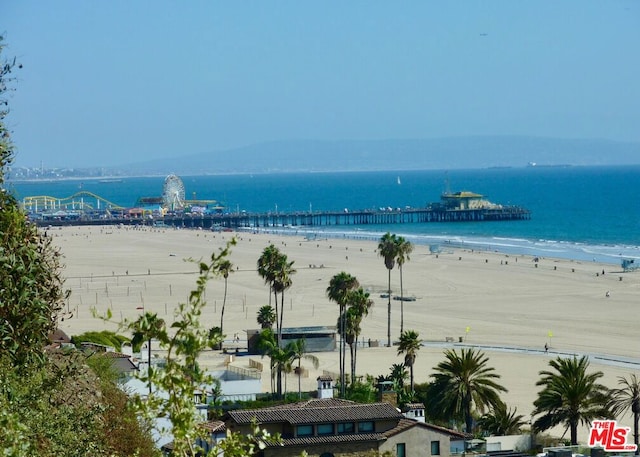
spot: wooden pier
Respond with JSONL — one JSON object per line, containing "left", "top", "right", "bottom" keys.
{"left": 34, "top": 206, "right": 530, "bottom": 229}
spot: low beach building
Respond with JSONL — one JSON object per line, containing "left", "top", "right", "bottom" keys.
{"left": 246, "top": 326, "right": 337, "bottom": 354}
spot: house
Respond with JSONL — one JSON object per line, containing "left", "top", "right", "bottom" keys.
{"left": 222, "top": 376, "right": 465, "bottom": 457}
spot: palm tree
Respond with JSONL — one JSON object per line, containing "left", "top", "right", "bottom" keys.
{"left": 532, "top": 355, "right": 612, "bottom": 445}
{"left": 327, "top": 272, "right": 360, "bottom": 397}
{"left": 257, "top": 244, "right": 280, "bottom": 310}
{"left": 610, "top": 374, "right": 640, "bottom": 455}
{"left": 478, "top": 401, "right": 527, "bottom": 435}
{"left": 345, "top": 287, "right": 373, "bottom": 386}
{"left": 131, "top": 312, "right": 166, "bottom": 394}
{"left": 288, "top": 338, "right": 320, "bottom": 399}
{"left": 218, "top": 259, "right": 233, "bottom": 338}
{"left": 257, "top": 305, "right": 276, "bottom": 329}
{"left": 395, "top": 236, "right": 413, "bottom": 335}
{"left": 429, "top": 348, "right": 507, "bottom": 433}
{"left": 272, "top": 252, "right": 295, "bottom": 346}
{"left": 255, "top": 328, "right": 289, "bottom": 399}
{"left": 208, "top": 326, "right": 224, "bottom": 350}
{"left": 378, "top": 232, "right": 398, "bottom": 347}
{"left": 389, "top": 363, "right": 409, "bottom": 392}
{"left": 397, "top": 329, "right": 421, "bottom": 393}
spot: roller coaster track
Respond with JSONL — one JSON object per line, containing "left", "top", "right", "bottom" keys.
{"left": 21, "top": 191, "right": 125, "bottom": 213}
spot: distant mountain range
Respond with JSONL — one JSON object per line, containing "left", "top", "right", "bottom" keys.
{"left": 116, "top": 136, "right": 639, "bottom": 176}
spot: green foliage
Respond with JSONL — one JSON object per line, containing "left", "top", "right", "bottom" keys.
{"left": 427, "top": 348, "right": 507, "bottom": 434}
{"left": 256, "top": 304, "right": 276, "bottom": 328}
{"left": 208, "top": 326, "right": 225, "bottom": 350}
{"left": 0, "top": 37, "right": 69, "bottom": 368}
{"left": 478, "top": 401, "right": 527, "bottom": 435}
{"left": 397, "top": 329, "right": 421, "bottom": 393}
{"left": 0, "top": 352, "right": 157, "bottom": 457}
{"left": 609, "top": 374, "right": 640, "bottom": 454}
{"left": 72, "top": 330, "right": 129, "bottom": 351}
{"left": 345, "top": 375, "right": 380, "bottom": 403}
{"left": 533, "top": 355, "right": 612, "bottom": 445}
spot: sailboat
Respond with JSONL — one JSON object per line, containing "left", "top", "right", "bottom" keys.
{"left": 397, "top": 176, "right": 401, "bottom": 185}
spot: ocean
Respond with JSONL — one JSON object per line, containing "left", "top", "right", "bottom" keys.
{"left": 8, "top": 165, "right": 640, "bottom": 265}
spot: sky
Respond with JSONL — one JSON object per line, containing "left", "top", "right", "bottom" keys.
{"left": 2, "top": 1, "right": 639, "bottom": 168}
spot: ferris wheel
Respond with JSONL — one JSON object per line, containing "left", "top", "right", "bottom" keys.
{"left": 162, "top": 174, "right": 186, "bottom": 210}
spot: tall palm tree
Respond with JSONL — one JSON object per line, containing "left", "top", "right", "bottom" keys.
{"left": 345, "top": 287, "right": 373, "bottom": 386}
{"left": 610, "top": 374, "right": 640, "bottom": 455}
{"left": 288, "top": 338, "right": 320, "bottom": 399}
{"left": 327, "top": 271, "right": 360, "bottom": 397}
{"left": 272, "top": 252, "right": 295, "bottom": 346}
{"left": 378, "top": 232, "right": 398, "bottom": 347}
{"left": 478, "top": 401, "right": 527, "bottom": 435}
{"left": 218, "top": 259, "right": 233, "bottom": 338}
{"left": 429, "top": 348, "right": 507, "bottom": 434}
{"left": 257, "top": 244, "right": 280, "bottom": 309}
{"left": 397, "top": 329, "right": 421, "bottom": 394}
{"left": 395, "top": 236, "right": 413, "bottom": 335}
{"left": 532, "top": 355, "right": 612, "bottom": 445}
{"left": 256, "top": 305, "right": 276, "bottom": 329}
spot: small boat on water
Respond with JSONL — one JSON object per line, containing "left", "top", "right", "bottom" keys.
{"left": 99, "top": 178, "right": 124, "bottom": 184}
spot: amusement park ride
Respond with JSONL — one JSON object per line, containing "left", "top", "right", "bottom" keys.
{"left": 20, "top": 174, "right": 222, "bottom": 220}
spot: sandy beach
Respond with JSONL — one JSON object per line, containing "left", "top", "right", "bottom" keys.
{"left": 50, "top": 225, "right": 639, "bottom": 441}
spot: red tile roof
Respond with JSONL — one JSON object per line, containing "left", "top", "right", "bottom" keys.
{"left": 228, "top": 398, "right": 403, "bottom": 425}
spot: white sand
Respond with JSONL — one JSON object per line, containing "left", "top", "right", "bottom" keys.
{"left": 50, "top": 225, "right": 640, "bottom": 440}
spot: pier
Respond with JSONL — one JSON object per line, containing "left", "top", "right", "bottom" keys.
{"left": 23, "top": 179, "right": 530, "bottom": 229}
{"left": 33, "top": 206, "right": 530, "bottom": 229}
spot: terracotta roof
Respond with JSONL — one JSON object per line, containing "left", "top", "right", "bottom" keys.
{"left": 201, "top": 420, "right": 226, "bottom": 433}
{"left": 383, "top": 418, "right": 466, "bottom": 440}
{"left": 268, "top": 432, "right": 386, "bottom": 448}
{"left": 228, "top": 398, "right": 403, "bottom": 425}
{"left": 316, "top": 374, "right": 333, "bottom": 382}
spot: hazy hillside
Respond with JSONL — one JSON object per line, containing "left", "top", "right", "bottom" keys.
{"left": 120, "top": 136, "right": 640, "bottom": 175}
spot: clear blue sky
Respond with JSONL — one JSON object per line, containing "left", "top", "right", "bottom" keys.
{"left": 3, "top": 1, "right": 639, "bottom": 168}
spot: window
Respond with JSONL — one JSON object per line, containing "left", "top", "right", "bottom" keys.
{"left": 397, "top": 443, "right": 406, "bottom": 457}
{"left": 431, "top": 440, "right": 441, "bottom": 455}
{"left": 317, "top": 423, "right": 334, "bottom": 436}
{"left": 337, "top": 422, "right": 355, "bottom": 434}
{"left": 358, "top": 421, "right": 374, "bottom": 433}
{"left": 296, "top": 425, "right": 313, "bottom": 437}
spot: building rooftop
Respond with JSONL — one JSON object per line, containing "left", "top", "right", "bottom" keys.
{"left": 227, "top": 398, "right": 403, "bottom": 426}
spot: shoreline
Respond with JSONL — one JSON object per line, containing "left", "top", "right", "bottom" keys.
{"left": 237, "top": 226, "right": 640, "bottom": 266}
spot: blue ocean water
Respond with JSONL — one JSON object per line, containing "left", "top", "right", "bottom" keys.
{"left": 8, "top": 165, "right": 640, "bottom": 265}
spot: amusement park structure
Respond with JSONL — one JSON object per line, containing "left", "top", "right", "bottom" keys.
{"left": 21, "top": 174, "right": 222, "bottom": 220}
{"left": 21, "top": 190, "right": 125, "bottom": 217}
